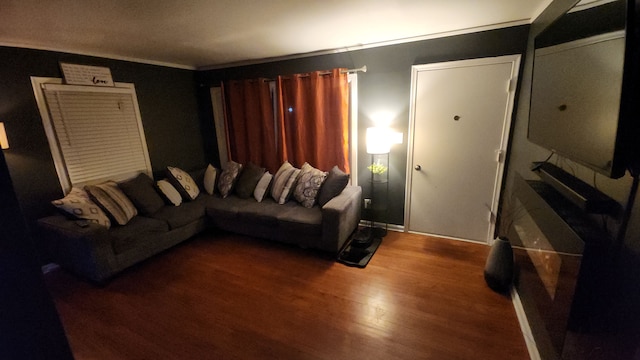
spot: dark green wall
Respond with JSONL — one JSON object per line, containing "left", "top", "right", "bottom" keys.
{"left": 197, "top": 25, "right": 530, "bottom": 225}
{"left": 0, "top": 46, "right": 205, "bottom": 262}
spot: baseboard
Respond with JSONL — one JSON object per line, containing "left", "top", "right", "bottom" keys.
{"left": 511, "top": 287, "right": 541, "bottom": 360}
{"left": 358, "top": 221, "right": 405, "bottom": 233}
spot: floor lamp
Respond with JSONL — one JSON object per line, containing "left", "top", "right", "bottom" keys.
{"left": 351, "top": 127, "right": 391, "bottom": 245}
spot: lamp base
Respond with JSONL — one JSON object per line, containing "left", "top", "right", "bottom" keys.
{"left": 351, "top": 227, "right": 374, "bottom": 247}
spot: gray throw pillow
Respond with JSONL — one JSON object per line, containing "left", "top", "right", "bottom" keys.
{"left": 235, "top": 162, "right": 265, "bottom": 199}
{"left": 317, "top": 166, "right": 349, "bottom": 207}
{"left": 119, "top": 173, "right": 165, "bottom": 215}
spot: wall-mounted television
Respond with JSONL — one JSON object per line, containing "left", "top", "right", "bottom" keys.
{"left": 528, "top": 0, "right": 639, "bottom": 179}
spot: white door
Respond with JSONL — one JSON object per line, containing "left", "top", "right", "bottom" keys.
{"left": 405, "top": 55, "right": 520, "bottom": 243}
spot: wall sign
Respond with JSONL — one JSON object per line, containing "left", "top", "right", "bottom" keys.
{"left": 60, "top": 63, "right": 114, "bottom": 87}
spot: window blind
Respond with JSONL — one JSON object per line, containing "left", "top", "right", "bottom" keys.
{"left": 40, "top": 82, "right": 152, "bottom": 192}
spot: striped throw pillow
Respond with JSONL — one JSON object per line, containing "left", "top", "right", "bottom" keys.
{"left": 85, "top": 181, "right": 138, "bottom": 225}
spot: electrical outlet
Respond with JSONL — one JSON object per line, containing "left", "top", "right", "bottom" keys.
{"left": 364, "top": 198, "right": 372, "bottom": 209}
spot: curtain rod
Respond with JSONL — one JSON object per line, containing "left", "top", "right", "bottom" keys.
{"left": 341, "top": 65, "right": 367, "bottom": 74}
{"left": 249, "top": 66, "right": 367, "bottom": 82}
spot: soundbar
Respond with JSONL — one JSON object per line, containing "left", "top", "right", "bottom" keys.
{"left": 532, "top": 162, "right": 621, "bottom": 216}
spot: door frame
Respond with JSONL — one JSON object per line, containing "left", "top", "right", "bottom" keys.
{"left": 404, "top": 54, "right": 521, "bottom": 244}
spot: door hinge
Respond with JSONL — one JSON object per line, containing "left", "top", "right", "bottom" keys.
{"left": 495, "top": 149, "right": 505, "bottom": 163}
{"left": 507, "top": 77, "right": 516, "bottom": 92}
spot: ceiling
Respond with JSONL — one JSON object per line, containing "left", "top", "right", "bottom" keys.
{"left": 0, "top": 0, "right": 551, "bottom": 70}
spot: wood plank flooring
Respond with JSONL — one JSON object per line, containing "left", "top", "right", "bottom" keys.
{"left": 44, "top": 230, "right": 529, "bottom": 360}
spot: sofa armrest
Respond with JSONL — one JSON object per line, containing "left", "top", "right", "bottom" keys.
{"left": 37, "top": 215, "right": 116, "bottom": 283}
{"left": 321, "top": 185, "right": 362, "bottom": 253}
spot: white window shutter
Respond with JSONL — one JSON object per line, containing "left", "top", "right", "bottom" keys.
{"left": 37, "top": 81, "right": 152, "bottom": 193}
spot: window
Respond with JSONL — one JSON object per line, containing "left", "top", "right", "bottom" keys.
{"left": 32, "top": 77, "right": 152, "bottom": 194}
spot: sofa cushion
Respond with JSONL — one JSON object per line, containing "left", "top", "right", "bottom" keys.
{"left": 317, "top": 166, "right": 349, "bottom": 207}
{"left": 234, "top": 162, "right": 265, "bottom": 199}
{"left": 294, "top": 162, "right": 327, "bottom": 208}
{"left": 276, "top": 202, "right": 322, "bottom": 235}
{"left": 85, "top": 181, "right": 138, "bottom": 226}
{"left": 110, "top": 216, "right": 169, "bottom": 254}
{"left": 150, "top": 196, "right": 206, "bottom": 229}
{"left": 206, "top": 194, "right": 253, "bottom": 220}
{"left": 236, "top": 197, "right": 281, "bottom": 226}
{"left": 167, "top": 166, "right": 200, "bottom": 201}
{"left": 51, "top": 187, "right": 111, "bottom": 228}
{"left": 119, "top": 173, "right": 165, "bottom": 216}
{"left": 218, "top": 161, "right": 243, "bottom": 198}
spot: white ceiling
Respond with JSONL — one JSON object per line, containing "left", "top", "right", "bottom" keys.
{"left": 0, "top": 0, "right": 551, "bottom": 70}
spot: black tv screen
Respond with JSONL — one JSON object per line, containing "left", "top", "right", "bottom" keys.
{"left": 528, "top": 0, "right": 634, "bottom": 178}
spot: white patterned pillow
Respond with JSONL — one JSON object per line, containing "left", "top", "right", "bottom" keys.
{"left": 167, "top": 166, "right": 200, "bottom": 200}
{"left": 203, "top": 164, "right": 217, "bottom": 195}
{"left": 294, "top": 163, "right": 328, "bottom": 208}
{"left": 253, "top": 172, "right": 273, "bottom": 202}
{"left": 157, "top": 179, "right": 182, "bottom": 206}
{"left": 218, "top": 161, "right": 243, "bottom": 198}
{"left": 85, "top": 181, "right": 138, "bottom": 226}
{"left": 52, "top": 187, "right": 111, "bottom": 228}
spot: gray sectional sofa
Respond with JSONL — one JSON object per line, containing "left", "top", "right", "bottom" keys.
{"left": 37, "top": 169, "right": 361, "bottom": 283}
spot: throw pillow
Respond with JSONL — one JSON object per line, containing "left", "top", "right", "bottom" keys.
{"left": 51, "top": 187, "right": 111, "bottom": 228}
{"left": 203, "top": 164, "right": 218, "bottom": 195}
{"left": 294, "top": 162, "right": 328, "bottom": 208}
{"left": 119, "top": 173, "right": 165, "bottom": 215}
{"left": 234, "top": 162, "right": 265, "bottom": 199}
{"left": 317, "top": 165, "right": 350, "bottom": 207}
{"left": 277, "top": 165, "right": 301, "bottom": 204}
{"left": 271, "top": 161, "right": 292, "bottom": 202}
{"left": 253, "top": 172, "right": 273, "bottom": 202}
{"left": 218, "top": 160, "right": 243, "bottom": 198}
{"left": 167, "top": 166, "right": 200, "bottom": 201}
{"left": 156, "top": 179, "right": 182, "bottom": 206}
{"left": 85, "top": 181, "right": 138, "bottom": 226}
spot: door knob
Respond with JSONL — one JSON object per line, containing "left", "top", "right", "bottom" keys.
{"left": 414, "top": 165, "right": 422, "bottom": 171}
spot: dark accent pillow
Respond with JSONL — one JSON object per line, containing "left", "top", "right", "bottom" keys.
{"left": 317, "top": 166, "right": 350, "bottom": 207}
{"left": 234, "top": 162, "right": 266, "bottom": 199}
{"left": 119, "top": 173, "right": 165, "bottom": 216}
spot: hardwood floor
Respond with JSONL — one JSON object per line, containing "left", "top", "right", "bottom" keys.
{"left": 44, "top": 230, "right": 529, "bottom": 359}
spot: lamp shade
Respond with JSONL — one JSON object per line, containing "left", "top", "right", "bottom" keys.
{"left": 0, "top": 123, "right": 8, "bottom": 150}
{"left": 366, "top": 127, "right": 391, "bottom": 154}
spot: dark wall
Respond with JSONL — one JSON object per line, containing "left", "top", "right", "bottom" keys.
{"left": 197, "top": 25, "right": 530, "bottom": 225}
{"left": 0, "top": 46, "right": 205, "bottom": 262}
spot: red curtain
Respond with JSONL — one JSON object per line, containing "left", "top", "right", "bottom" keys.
{"left": 223, "top": 79, "right": 280, "bottom": 173}
{"left": 223, "top": 68, "right": 350, "bottom": 174}
{"left": 276, "top": 68, "right": 350, "bottom": 173}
